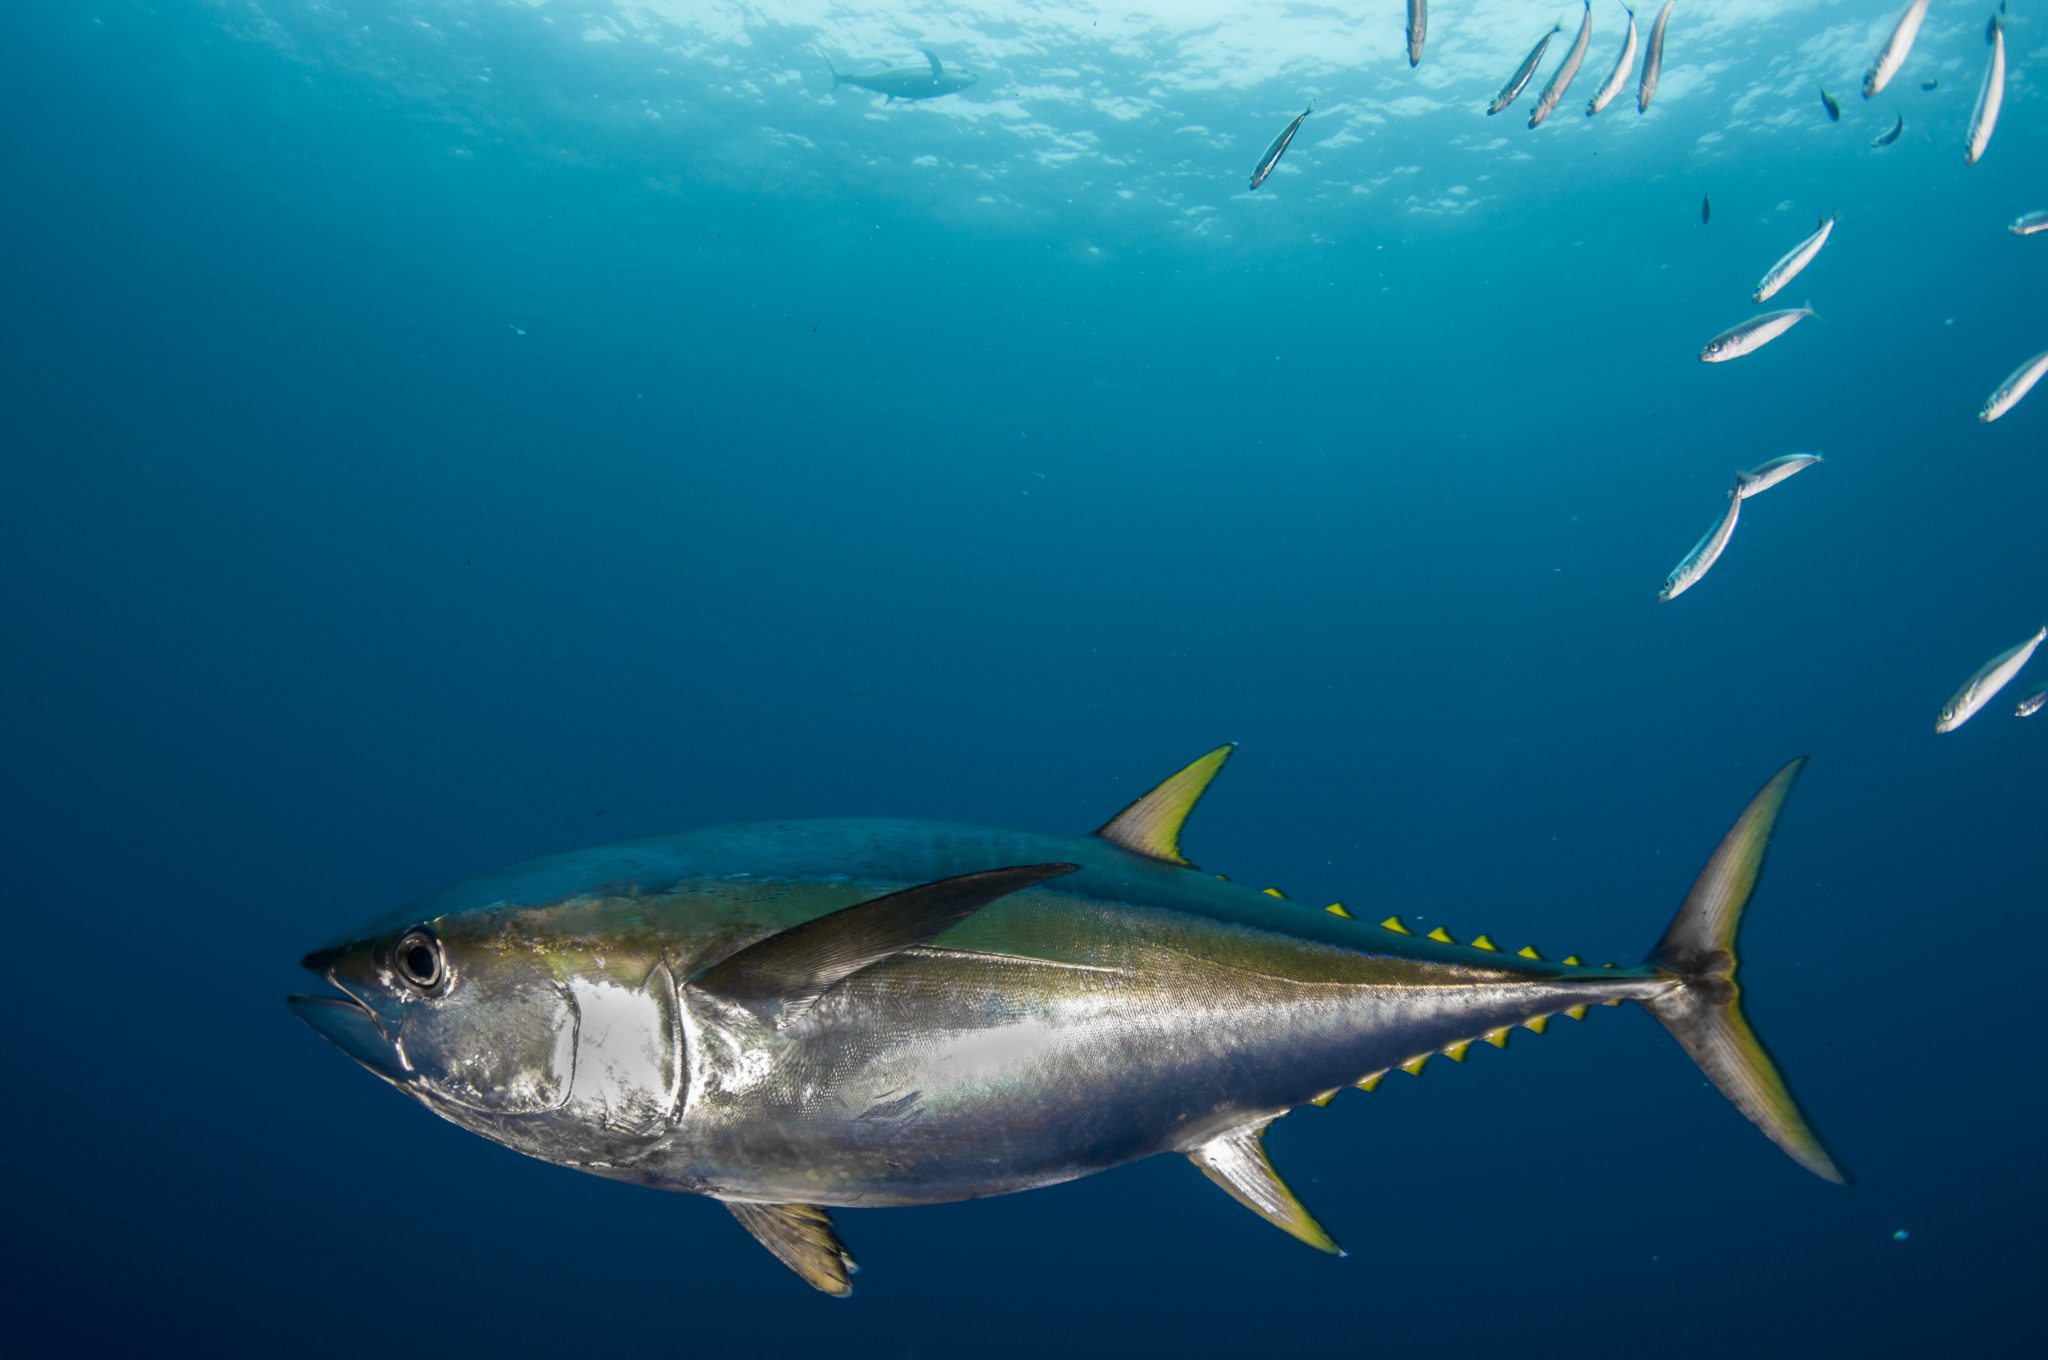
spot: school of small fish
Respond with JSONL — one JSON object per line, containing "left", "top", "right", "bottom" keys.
{"left": 1238, "top": 3, "right": 2042, "bottom": 735}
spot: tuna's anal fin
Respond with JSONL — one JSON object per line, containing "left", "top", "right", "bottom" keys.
{"left": 726, "top": 1201, "right": 858, "bottom": 1297}
{"left": 695, "top": 863, "right": 1078, "bottom": 1023}
{"left": 1186, "top": 1121, "right": 1342, "bottom": 1256}
{"left": 922, "top": 47, "right": 943, "bottom": 77}
{"left": 1095, "top": 744, "right": 1235, "bottom": 866}
{"left": 1641, "top": 757, "right": 1848, "bottom": 1185}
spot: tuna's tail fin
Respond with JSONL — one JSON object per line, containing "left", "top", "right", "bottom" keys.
{"left": 1638, "top": 757, "right": 1848, "bottom": 1184}
{"left": 824, "top": 53, "right": 842, "bottom": 89}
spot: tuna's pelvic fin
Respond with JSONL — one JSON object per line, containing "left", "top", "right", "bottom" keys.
{"left": 1186, "top": 1121, "right": 1342, "bottom": 1255}
{"left": 1641, "top": 758, "right": 1847, "bottom": 1185}
{"left": 1095, "top": 744, "right": 1235, "bottom": 866}
{"left": 726, "top": 1201, "right": 857, "bottom": 1297}
{"left": 696, "top": 863, "right": 1078, "bottom": 1022}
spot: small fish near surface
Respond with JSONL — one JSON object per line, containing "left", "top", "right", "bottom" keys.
{"left": 1249, "top": 104, "right": 1312, "bottom": 190}
{"left": 827, "top": 49, "right": 979, "bottom": 102}
{"left": 1587, "top": 4, "right": 1639, "bottom": 117}
{"left": 1966, "top": 17, "right": 2005, "bottom": 167}
{"left": 1734, "top": 453, "right": 1823, "bottom": 500}
{"left": 1819, "top": 86, "right": 1841, "bottom": 122}
{"left": 1936, "top": 627, "right": 2047, "bottom": 732}
{"left": 1408, "top": 0, "right": 1427, "bottom": 67}
{"left": 1754, "top": 214, "right": 1837, "bottom": 303}
{"left": 2016, "top": 685, "right": 2048, "bottom": 718}
{"left": 1871, "top": 113, "right": 1904, "bottom": 148}
{"left": 1864, "top": 0, "right": 1930, "bottom": 100}
{"left": 1530, "top": 1, "right": 1594, "bottom": 129}
{"left": 1660, "top": 490, "right": 1742, "bottom": 602}
{"left": 1490, "top": 23, "right": 1562, "bottom": 116}
{"left": 289, "top": 746, "right": 1847, "bottom": 1294}
{"left": 1701, "top": 304, "right": 1815, "bottom": 363}
{"left": 1978, "top": 349, "right": 2048, "bottom": 423}
{"left": 1639, "top": 0, "right": 1675, "bottom": 114}
{"left": 2010, "top": 211, "right": 2048, "bottom": 238}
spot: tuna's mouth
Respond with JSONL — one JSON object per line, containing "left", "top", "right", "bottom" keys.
{"left": 287, "top": 957, "right": 409, "bottom": 1085}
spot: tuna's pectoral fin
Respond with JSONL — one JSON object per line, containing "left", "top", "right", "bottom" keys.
{"left": 694, "top": 863, "right": 1079, "bottom": 1023}
{"left": 726, "top": 1201, "right": 857, "bottom": 1297}
{"left": 1187, "top": 1121, "right": 1342, "bottom": 1256}
{"left": 1095, "top": 743, "right": 1234, "bottom": 866}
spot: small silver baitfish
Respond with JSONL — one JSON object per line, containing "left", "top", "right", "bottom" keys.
{"left": 1530, "top": 1, "right": 1594, "bottom": 129}
{"left": 1979, "top": 349, "right": 2048, "bottom": 423}
{"left": 290, "top": 747, "right": 1844, "bottom": 1294}
{"left": 1250, "top": 104, "right": 1312, "bottom": 190}
{"left": 2016, "top": 685, "right": 2048, "bottom": 718}
{"left": 1937, "top": 627, "right": 2047, "bottom": 732}
{"left": 1408, "top": 0, "right": 1426, "bottom": 67}
{"left": 2011, "top": 211, "right": 2048, "bottom": 237}
{"left": 1490, "top": 23, "right": 1562, "bottom": 116}
{"left": 1659, "top": 490, "right": 1741, "bottom": 602}
{"left": 1701, "top": 304, "right": 1815, "bottom": 363}
{"left": 1734, "top": 453, "right": 1823, "bottom": 500}
{"left": 1755, "top": 215, "right": 1837, "bottom": 303}
{"left": 1588, "top": 5, "right": 1638, "bottom": 117}
{"left": 1638, "top": 0, "right": 1675, "bottom": 114}
{"left": 1864, "top": 0, "right": 1930, "bottom": 100}
{"left": 1966, "top": 18, "right": 2005, "bottom": 167}
{"left": 1871, "top": 113, "right": 1904, "bottom": 148}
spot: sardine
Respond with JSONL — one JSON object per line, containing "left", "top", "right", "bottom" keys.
{"left": 1249, "top": 104, "right": 1311, "bottom": 190}
{"left": 1700, "top": 305, "right": 1815, "bottom": 363}
{"left": 1966, "top": 18, "right": 2005, "bottom": 167}
{"left": 1819, "top": 87, "right": 1840, "bottom": 122}
{"left": 1978, "top": 349, "right": 2048, "bottom": 423}
{"left": 1863, "top": 0, "right": 1929, "bottom": 100}
{"left": 1754, "top": 215, "right": 1837, "bottom": 303}
{"left": 1936, "top": 627, "right": 2047, "bottom": 732}
{"left": 1407, "top": 0, "right": 1426, "bottom": 67}
{"left": 290, "top": 747, "right": 1845, "bottom": 1293}
{"left": 1588, "top": 4, "right": 1638, "bottom": 115}
{"left": 1871, "top": 113, "right": 1903, "bottom": 148}
{"left": 1490, "top": 24, "right": 1562, "bottom": 116}
{"left": 1530, "top": 2, "right": 1594, "bottom": 129}
{"left": 1638, "top": 1, "right": 1675, "bottom": 114}
{"left": 2011, "top": 211, "right": 2048, "bottom": 237}
{"left": 1659, "top": 490, "right": 1741, "bottom": 602}
{"left": 2016, "top": 685, "right": 2048, "bottom": 718}
{"left": 1734, "top": 453, "right": 1823, "bottom": 500}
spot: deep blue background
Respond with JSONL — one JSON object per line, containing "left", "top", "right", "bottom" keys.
{"left": 4, "top": 4, "right": 2044, "bottom": 1355}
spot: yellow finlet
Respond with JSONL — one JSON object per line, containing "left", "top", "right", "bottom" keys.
{"left": 1309, "top": 1088, "right": 1338, "bottom": 1107}
{"left": 1380, "top": 915, "right": 1412, "bottom": 935}
{"left": 1562, "top": 954, "right": 1583, "bottom": 966}
{"left": 1517, "top": 944, "right": 1544, "bottom": 960}
{"left": 1442, "top": 1040, "right": 1471, "bottom": 1062}
{"left": 1324, "top": 902, "right": 1354, "bottom": 919}
{"left": 1601, "top": 962, "right": 1617, "bottom": 968}
{"left": 1095, "top": 744, "right": 1235, "bottom": 867}
{"left": 1471, "top": 934, "right": 1499, "bottom": 951}
{"left": 1357, "top": 1072, "right": 1386, "bottom": 1093}
{"left": 1400, "top": 1054, "right": 1430, "bottom": 1076}
{"left": 1262, "top": 886, "right": 1287, "bottom": 899}
{"left": 1483, "top": 1027, "right": 1511, "bottom": 1049}
{"left": 1564, "top": 1004, "right": 1589, "bottom": 1021}
{"left": 1426, "top": 926, "right": 1457, "bottom": 944}
{"left": 1214, "top": 874, "right": 1231, "bottom": 882}
{"left": 1523, "top": 1015, "right": 1549, "bottom": 1035}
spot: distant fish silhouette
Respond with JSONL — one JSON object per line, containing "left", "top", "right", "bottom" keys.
{"left": 1819, "top": 86, "right": 1840, "bottom": 121}
{"left": 1249, "top": 104, "right": 1312, "bottom": 190}
{"left": 1871, "top": 112, "right": 1904, "bottom": 147}
{"left": 1701, "top": 194, "right": 1711, "bottom": 225}
{"left": 1920, "top": 79, "right": 1939, "bottom": 92}
{"left": 826, "top": 48, "right": 979, "bottom": 102}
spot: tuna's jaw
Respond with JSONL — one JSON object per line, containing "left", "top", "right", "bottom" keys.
{"left": 286, "top": 992, "right": 410, "bottom": 1085}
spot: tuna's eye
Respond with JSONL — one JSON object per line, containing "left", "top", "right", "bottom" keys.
{"left": 395, "top": 930, "right": 444, "bottom": 990}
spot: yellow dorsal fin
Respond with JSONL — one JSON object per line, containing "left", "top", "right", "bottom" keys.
{"left": 1471, "top": 934, "right": 1499, "bottom": 951}
{"left": 1095, "top": 744, "right": 1235, "bottom": 867}
{"left": 1517, "top": 944, "right": 1544, "bottom": 960}
{"left": 1426, "top": 926, "right": 1456, "bottom": 944}
{"left": 1483, "top": 1027, "right": 1511, "bottom": 1049}
{"left": 1309, "top": 1088, "right": 1338, "bottom": 1107}
{"left": 1523, "top": 1015, "right": 1549, "bottom": 1035}
{"left": 1380, "top": 915, "right": 1412, "bottom": 934}
{"left": 1562, "top": 954, "right": 1583, "bottom": 966}
{"left": 1564, "top": 1004, "right": 1589, "bottom": 1021}
{"left": 1324, "top": 902, "right": 1354, "bottom": 919}
{"left": 1442, "top": 1040, "right": 1471, "bottom": 1062}
{"left": 1262, "top": 886, "right": 1287, "bottom": 899}
{"left": 1400, "top": 1054, "right": 1430, "bottom": 1075}
{"left": 1357, "top": 1072, "right": 1386, "bottom": 1092}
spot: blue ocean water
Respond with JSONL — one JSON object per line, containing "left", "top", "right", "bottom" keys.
{"left": 5, "top": 1, "right": 2044, "bottom": 1353}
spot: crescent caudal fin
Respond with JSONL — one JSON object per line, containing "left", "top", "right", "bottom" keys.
{"left": 1640, "top": 758, "right": 1848, "bottom": 1184}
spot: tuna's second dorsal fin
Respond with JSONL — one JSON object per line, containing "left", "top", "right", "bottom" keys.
{"left": 1094, "top": 744, "right": 1235, "bottom": 866}
{"left": 1186, "top": 1121, "right": 1341, "bottom": 1255}
{"left": 922, "top": 47, "right": 943, "bottom": 77}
